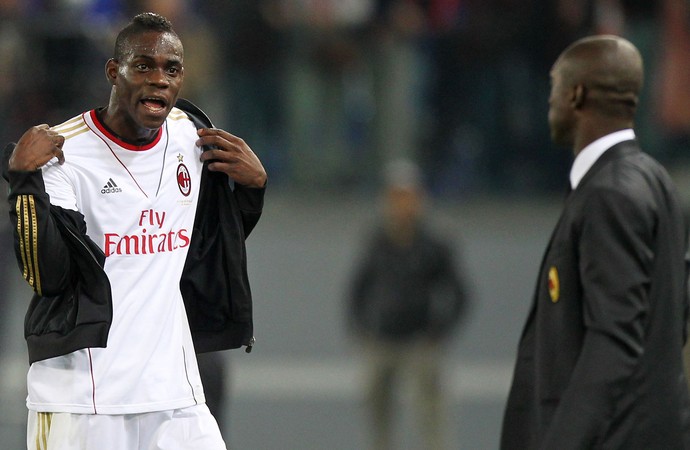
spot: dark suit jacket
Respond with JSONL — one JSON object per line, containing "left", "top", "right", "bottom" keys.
{"left": 501, "top": 140, "right": 690, "bottom": 449}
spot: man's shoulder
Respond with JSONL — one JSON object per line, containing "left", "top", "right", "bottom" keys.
{"left": 585, "top": 144, "right": 670, "bottom": 191}
{"left": 173, "top": 98, "right": 214, "bottom": 129}
{"left": 51, "top": 112, "right": 90, "bottom": 144}
{"left": 167, "top": 106, "right": 192, "bottom": 123}
{"left": 165, "top": 107, "right": 201, "bottom": 147}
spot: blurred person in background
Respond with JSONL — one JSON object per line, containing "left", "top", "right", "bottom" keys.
{"left": 657, "top": 0, "right": 690, "bottom": 162}
{"left": 365, "top": 0, "right": 432, "bottom": 171}
{"left": 346, "top": 159, "right": 470, "bottom": 450}
{"left": 501, "top": 35, "right": 690, "bottom": 449}
{"left": 0, "top": 0, "right": 30, "bottom": 146}
{"left": 277, "top": 0, "right": 375, "bottom": 187}
{"left": 425, "top": 0, "right": 545, "bottom": 195}
{"left": 200, "top": 0, "right": 287, "bottom": 183}
{"left": 3, "top": 12, "right": 266, "bottom": 449}
{"left": 18, "top": 0, "right": 125, "bottom": 125}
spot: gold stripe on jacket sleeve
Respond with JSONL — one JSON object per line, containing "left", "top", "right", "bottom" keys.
{"left": 28, "top": 195, "right": 41, "bottom": 295}
{"left": 16, "top": 195, "right": 41, "bottom": 294}
{"left": 21, "top": 195, "right": 35, "bottom": 290}
{"left": 15, "top": 196, "right": 29, "bottom": 282}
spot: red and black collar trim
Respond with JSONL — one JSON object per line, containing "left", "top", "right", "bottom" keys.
{"left": 89, "top": 109, "right": 163, "bottom": 151}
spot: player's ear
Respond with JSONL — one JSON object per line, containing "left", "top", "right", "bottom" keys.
{"left": 105, "top": 59, "right": 118, "bottom": 85}
{"left": 572, "top": 84, "right": 586, "bottom": 109}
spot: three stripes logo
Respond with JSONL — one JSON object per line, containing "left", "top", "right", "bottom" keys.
{"left": 101, "top": 178, "right": 123, "bottom": 194}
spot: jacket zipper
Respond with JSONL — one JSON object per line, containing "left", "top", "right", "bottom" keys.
{"left": 245, "top": 336, "right": 255, "bottom": 353}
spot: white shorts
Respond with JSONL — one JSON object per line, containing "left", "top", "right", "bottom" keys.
{"left": 27, "top": 404, "right": 226, "bottom": 450}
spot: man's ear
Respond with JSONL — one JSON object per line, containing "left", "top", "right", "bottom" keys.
{"left": 105, "top": 59, "right": 118, "bottom": 85}
{"left": 572, "top": 84, "right": 586, "bottom": 109}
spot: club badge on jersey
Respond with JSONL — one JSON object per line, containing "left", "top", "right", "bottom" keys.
{"left": 176, "top": 153, "right": 192, "bottom": 197}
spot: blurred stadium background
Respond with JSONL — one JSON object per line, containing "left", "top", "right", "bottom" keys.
{"left": 1, "top": 0, "right": 690, "bottom": 448}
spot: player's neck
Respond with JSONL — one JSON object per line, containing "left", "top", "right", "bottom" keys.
{"left": 96, "top": 107, "right": 160, "bottom": 147}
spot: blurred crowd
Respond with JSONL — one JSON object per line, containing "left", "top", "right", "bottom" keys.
{"left": 1, "top": 0, "right": 690, "bottom": 197}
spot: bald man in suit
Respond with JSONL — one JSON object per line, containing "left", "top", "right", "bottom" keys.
{"left": 501, "top": 35, "right": 690, "bottom": 449}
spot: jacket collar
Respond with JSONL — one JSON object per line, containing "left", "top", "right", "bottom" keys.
{"left": 574, "top": 139, "right": 640, "bottom": 191}
{"left": 569, "top": 129, "right": 636, "bottom": 189}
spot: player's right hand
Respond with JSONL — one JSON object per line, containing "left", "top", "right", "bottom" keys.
{"left": 9, "top": 124, "right": 65, "bottom": 172}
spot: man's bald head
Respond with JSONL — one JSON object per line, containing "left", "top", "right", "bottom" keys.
{"left": 554, "top": 35, "right": 644, "bottom": 119}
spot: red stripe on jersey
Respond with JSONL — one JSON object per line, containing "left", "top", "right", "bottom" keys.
{"left": 87, "top": 348, "right": 98, "bottom": 414}
{"left": 89, "top": 110, "right": 162, "bottom": 151}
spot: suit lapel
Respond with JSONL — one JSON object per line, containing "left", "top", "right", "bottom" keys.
{"left": 575, "top": 140, "right": 640, "bottom": 190}
{"left": 519, "top": 199, "right": 571, "bottom": 341}
{"left": 518, "top": 140, "right": 639, "bottom": 341}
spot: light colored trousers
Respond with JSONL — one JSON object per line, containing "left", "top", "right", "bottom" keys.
{"left": 362, "top": 338, "right": 448, "bottom": 450}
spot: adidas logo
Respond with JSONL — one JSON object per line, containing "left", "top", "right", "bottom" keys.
{"left": 101, "top": 178, "right": 123, "bottom": 194}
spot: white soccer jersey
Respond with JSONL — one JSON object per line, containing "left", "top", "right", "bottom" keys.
{"left": 27, "top": 107, "right": 207, "bottom": 414}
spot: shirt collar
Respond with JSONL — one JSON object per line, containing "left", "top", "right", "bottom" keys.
{"left": 569, "top": 129, "right": 636, "bottom": 189}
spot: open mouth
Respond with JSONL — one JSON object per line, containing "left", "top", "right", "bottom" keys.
{"left": 140, "top": 97, "right": 167, "bottom": 113}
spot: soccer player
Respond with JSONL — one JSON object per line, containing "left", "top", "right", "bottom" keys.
{"left": 3, "top": 12, "right": 266, "bottom": 449}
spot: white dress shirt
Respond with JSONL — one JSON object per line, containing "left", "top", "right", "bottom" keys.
{"left": 569, "top": 129, "right": 636, "bottom": 189}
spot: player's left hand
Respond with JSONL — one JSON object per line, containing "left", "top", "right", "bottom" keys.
{"left": 197, "top": 128, "right": 267, "bottom": 188}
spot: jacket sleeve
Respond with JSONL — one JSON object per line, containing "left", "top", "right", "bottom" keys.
{"left": 540, "top": 187, "right": 656, "bottom": 448}
{"left": 233, "top": 183, "right": 265, "bottom": 238}
{"left": 173, "top": 98, "right": 266, "bottom": 239}
{"left": 7, "top": 169, "right": 76, "bottom": 296}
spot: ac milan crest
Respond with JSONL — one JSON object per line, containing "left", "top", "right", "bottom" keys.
{"left": 548, "top": 266, "right": 559, "bottom": 303}
{"left": 177, "top": 164, "right": 191, "bottom": 196}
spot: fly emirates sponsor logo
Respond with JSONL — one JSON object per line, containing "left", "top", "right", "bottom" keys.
{"left": 103, "top": 209, "right": 190, "bottom": 257}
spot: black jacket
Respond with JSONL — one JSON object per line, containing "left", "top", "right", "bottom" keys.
{"left": 348, "top": 224, "right": 468, "bottom": 341}
{"left": 3, "top": 99, "right": 264, "bottom": 363}
{"left": 501, "top": 142, "right": 690, "bottom": 449}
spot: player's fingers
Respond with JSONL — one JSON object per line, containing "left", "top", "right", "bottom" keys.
{"left": 54, "top": 147, "right": 65, "bottom": 165}
{"left": 197, "top": 128, "right": 245, "bottom": 146}
{"left": 206, "top": 161, "right": 235, "bottom": 174}
{"left": 200, "top": 148, "right": 236, "bottom": 163}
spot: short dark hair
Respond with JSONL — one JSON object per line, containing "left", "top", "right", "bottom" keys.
{"left": 113, "top": 12, "right": 177, "bottom": 60}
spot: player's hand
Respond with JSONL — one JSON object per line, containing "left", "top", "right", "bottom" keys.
{"left": 197, "top": 128, "right": 267, "bottom": 188}
{"left": 9, "top": 124, "right": 65, "bottom": 171}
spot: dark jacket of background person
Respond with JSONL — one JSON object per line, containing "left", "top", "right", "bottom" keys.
{"left": 348, "top": 221, "right": 468, "bottom": 342}
{"left": 501, "top": 141, "right": 690, "bottom": 449}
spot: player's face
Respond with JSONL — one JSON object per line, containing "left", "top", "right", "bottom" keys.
{"left": 548, "top": 62, "right": 575, "bottom": 148}
{"left": 108, "top": 30, "right": 184, "bottom": 138}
